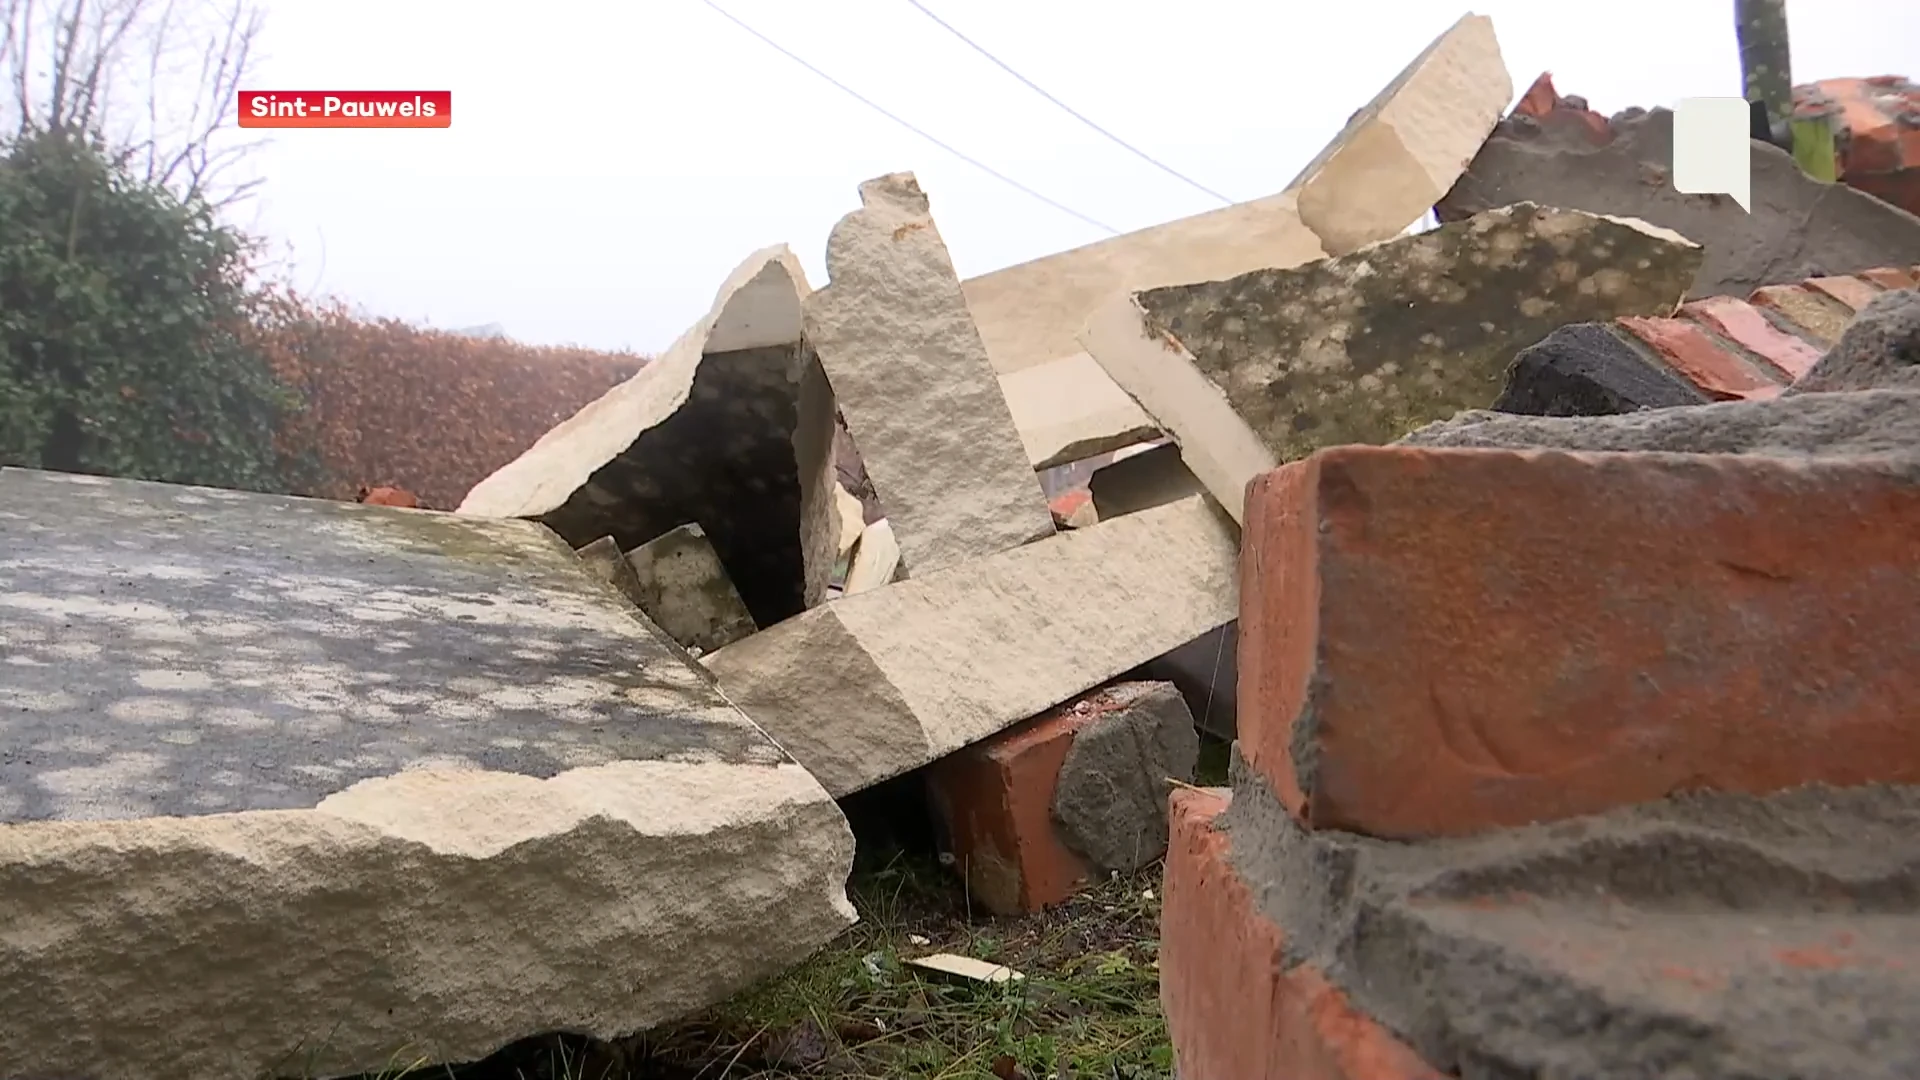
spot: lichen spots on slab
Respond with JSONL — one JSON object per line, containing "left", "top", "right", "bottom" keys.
{"left": 1134, "top": 203, "right": 1703, "bottom": 462}
{"left": 0, "top": 468, "right": 793, "bottom": 824}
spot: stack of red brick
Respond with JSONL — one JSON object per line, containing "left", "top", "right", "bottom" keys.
{"left": 1796, "top": 76, "right": 1920, "bottom": 218}
{"left": 1159, "top": 281, "right": 1920, "bottom": 1076}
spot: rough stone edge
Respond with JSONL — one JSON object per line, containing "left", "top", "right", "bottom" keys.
{"left": 456, "top": 246, "right": 813, "bottom": 518}
{"left": 0, "top": 760, "right": 856, "bottom": 1079}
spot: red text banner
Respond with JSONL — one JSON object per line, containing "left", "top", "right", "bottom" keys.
{"left": 237, "top": 91, "right": 451, "bottom": 129}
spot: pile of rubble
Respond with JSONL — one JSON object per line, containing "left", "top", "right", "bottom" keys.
{"left": 2, "top": 9, "right": 1919, "bottom": 1079}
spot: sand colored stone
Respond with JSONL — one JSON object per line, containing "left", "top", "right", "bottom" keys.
{"left": 841, "top": 518, "right": 900, "bottom": 596}
{"left": 623, "top": 523, "right": 758, "bottom": 656}
{"left": 961, "top": 14, "right": 1510, "bottom": 465}
{"left": 458, "top": 246, "right": 838, "bottom": 628}
{"left": 0, "top": 467, "right": 855, "bottom": 1079}
{"left": 1237, "top": 445, "right": 1920, "bottom": 839}
{"left": 704, "top": 495, "right": 1238, "bottom": 797}
{"left": 1082, "top": 203, "right": 1702, "bottom": 521}
{"left": 804, "top": 173, "right": 1053, "bottom": 575}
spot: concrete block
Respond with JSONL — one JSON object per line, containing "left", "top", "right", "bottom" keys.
{"left": 704, "top": 494, "right": 1237, "bottom": 797}
{"left": 1082, "top": 203, "right": 1702, "bottom": 522}
{"left": 805, "top": 173, "right": 1054, "bottom": 575}
{"left": 623, "top": 523, "right": 759, "bottom": 655}
{"left": 0, "top": 468, "right": 855, "bottom": 1080}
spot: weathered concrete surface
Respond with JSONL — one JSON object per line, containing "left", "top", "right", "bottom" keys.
{"left": 704, "top": 495, "right": 1239, "bottom": 797}
{"left": 0, "top": 468, "right": 856, "bottom": 1080}
{"left": 1403, "top": 388, "right": 1920, "bottom": 473}
{"left": 1052, "top": 681, "right": 1197, "bottom": 875}
{"left": 1223, "top": 759, "right": 1920, "bottom": 1080}
{"left": 805, "top": 173, "right": 1054, "bottom": 575}
{"left": 1789, "top": 288, "right": 1920, "bottom": 394}
{"left": 1083, "top": 203, "right": 1703, "bottom": 521}
{"left": 1436, "top": 101, "right": 1920, "bottom": 300}
{"left": 960, "top": 15, "right": 1509, "bottom": 466}
{"left": 574, "top": 535, "right": 649, "bottom": 609}
{"left": 458, "top": 246, "right": 838, "bottom": 629}
{"left": 624, "top": 523, "right": 759, "bottom": 656}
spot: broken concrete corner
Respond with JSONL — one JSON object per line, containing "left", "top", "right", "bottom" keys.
{"left": 0, "top": 468, "right": 855, "bottom": 1080}
{"left": 961, "top": 14, "right": 1509, "bottom": 469}
{"left": 457, "top": 245, "right": 839, "bottom": 628}
{"left": 1082, "top": 202, "right": 1704, "bottom": 521}
{"left": 1287, "top": 12, "right": 1512, "bottom": 255}
{"left": 703, "top": 494, "right": 1238, "bottom": 797}
{"left": 805, "top": 173, "right": 1054, "bottom": 576}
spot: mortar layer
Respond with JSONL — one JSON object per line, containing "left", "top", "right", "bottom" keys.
{"left": 1222, "top": 749, "right": 1920, "bottom": 1079}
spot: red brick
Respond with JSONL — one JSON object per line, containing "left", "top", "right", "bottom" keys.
{"left": 1862, "top": 267, "right": 1920, "bottom": 290}
{"left": 1160, "top": 789, "right": 1443, "bottom": 1080}
{"left": 1806, "top": 275, "right": 1886, "bottom": 312}
{"left": 1616, "top": 316, "right": 1783, "bottom": 400}
{"left": 927, "top": 686, "right": 1179, "bottom": 914}
{"left": 1747, "top": 284, "right": 1853, "bottom": 345}
{"left": 1237, "top": 445, "right": 1920, "bottom": 839}
{"left": 1679, "top": 296, "right": 1825, "bottom": 380}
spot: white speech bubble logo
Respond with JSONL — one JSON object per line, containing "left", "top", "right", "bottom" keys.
{"left": 1672, "top": 97, "right": 1753, "bottom": 213}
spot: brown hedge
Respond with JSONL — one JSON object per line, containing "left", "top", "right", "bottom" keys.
{"left": 250, "top": 289, "right": 647, "bottom": 510}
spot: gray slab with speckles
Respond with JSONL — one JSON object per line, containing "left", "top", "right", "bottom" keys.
{"left": 0, "top": 466, "right": 793, "bottom": 823}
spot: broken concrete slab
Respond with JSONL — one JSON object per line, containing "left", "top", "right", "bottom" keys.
{"left": 1222, "top": 763, "right": 1920, "bottom": 1080}
{"left": 575, "top": 535, "right": 649, "bottom": 609}
{"left": 805, "top": 173, "right": 1054, "bottom": 575}
{"left": 961, "top": 14, "right": 1510, "bottom": 464}
{"left": 0, "top": 467, "right": 855, "bottom": 1080}
{"left": 1436, "top": 96, "right": 1920, "bottom": 300}
{"left": 704, "top": 494, "right": 1239, "bottom": 797}
{"left": 1052, "top": 681, "right": 1198, "bottom": 875}
{"left": 623, "top": 523, "right": 759, "bottom": 656}
{"left": 1788, "top": 288, "right": 1920, "bottom": 394}
{"left": 1082, "top": 203, "right": 1703, "bottom": 522}
{"left": 1284, "top": 13, "right": 1512, "bottom": 256}
{"left": 458, "top": 246, "right": 838, "bottom": 629}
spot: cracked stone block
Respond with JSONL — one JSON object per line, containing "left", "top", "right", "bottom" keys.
{"left": 0, "top": 467, "right": 854, "bottom": 1080}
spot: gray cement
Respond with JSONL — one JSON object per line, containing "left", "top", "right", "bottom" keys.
{"left": 0, "top": 468, "right": 791, "bottom": 823}
{"left": 1051, "top": 681, "right": 1197, "bottom": 874}
{"left": 1222, "top": 750, "right": 1920, "bottom": 1080}
{"left": 1401, "top": 388, "right": 1920, "bottom": 477}
{"left": 1789, "top": 289, "right": 1920, "bottom": 394}
{"left": 1435, "top": 105, "right": 1920, "bottom": 300}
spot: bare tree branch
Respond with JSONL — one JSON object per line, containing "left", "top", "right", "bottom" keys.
{"left": 1, "top": 0, "right": 264, "bottom": 205}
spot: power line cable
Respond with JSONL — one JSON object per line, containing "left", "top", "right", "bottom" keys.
{"left": 699, "top": 0, "right": 1120, "bottom": 235}
{"left": 901, "top": 0, "right": 1235, "bottom": 206}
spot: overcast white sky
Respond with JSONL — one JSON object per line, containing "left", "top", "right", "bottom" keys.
{"left": 232, "top": 0, "right": 1918, "bottom": 354}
